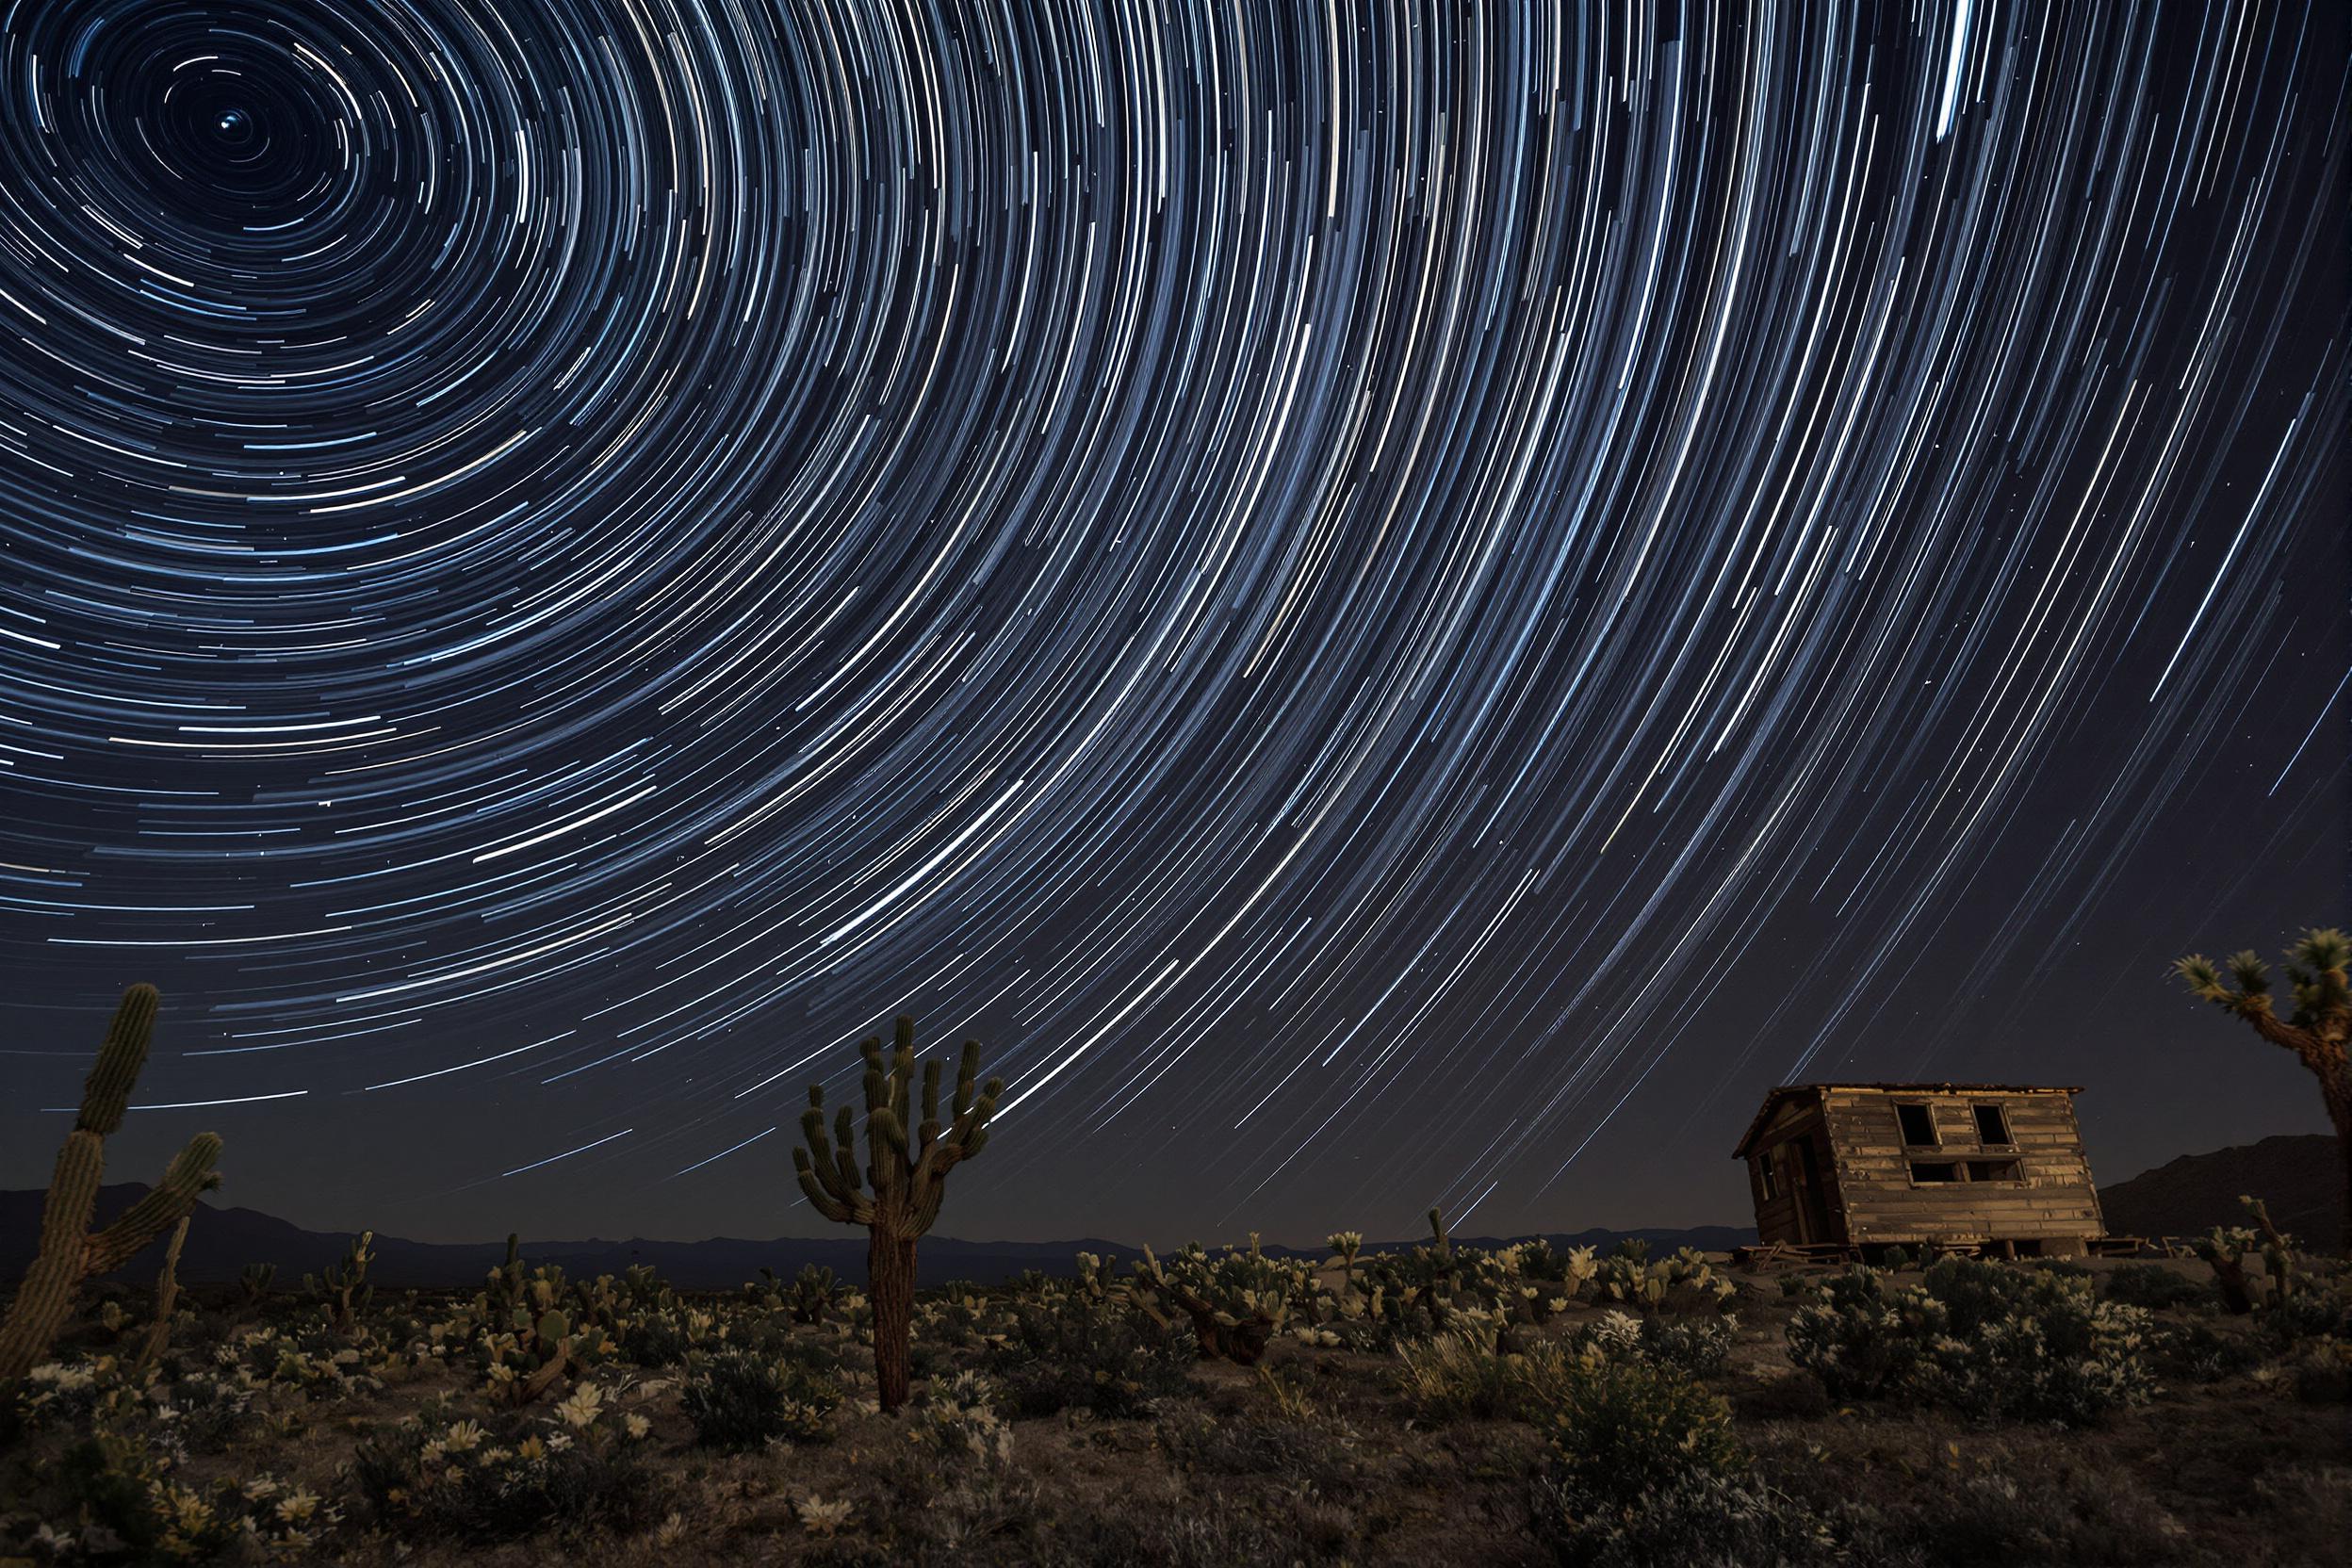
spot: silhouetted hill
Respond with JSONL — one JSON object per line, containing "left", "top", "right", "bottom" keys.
{"left": 2098, "top": 1135, "right": 2340, "bottom": 1251}
{"left": 0, "top": 1187, "right": 1752, "bottom": 1289}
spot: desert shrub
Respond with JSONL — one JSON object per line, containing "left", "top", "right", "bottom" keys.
{"left": 2148, "top": 1317, "right": 2265, "bottom": 1382}
{"left": 1633, "top": 1314, "right": 1736, "bottom": 1378}
{"left": 2262, "top": 1276, "right": 2352, "bottom": 1348}
{"left": 1531, "top": 1359, "right": 1743, "bottom": 1514}
{"left": 2272, "top": 1337, "right": 2352, "bottom": 1404}
{"left": 679, "top": 1347, "right": 842, "bottom": 1450}
{"left": 1528, "top": 1466, "right": 1839, "bottom": 1568}
{"left": 1769, "top": 1452, "right": 2193, "bottom": 1567}
{"left": 920, "top": 1285, "right": 1018, "bottom": 1352}
{"left": 618, "top": 1311, "right": 694, "bottom": 1366}
{"left": 1512, "top": 1238, "right": 1568, "bottom": 1281}
{"left": 1787, "top": 1259, "right": 2154, "bottom": 1425}
{"left": 8, "top": 1359, "right": 124, "bottom": 1432}
{"left": 3, "top": 1432, "right": 340, "bottom": 1563}
{"left": 1396, "top": 1331, "right": 1524, "bottom": 1421}
{"left": 1564, "top": 1311, "right": 1644, "bottom": 1363}
{"left": 1395, "top": 1320, "right": 1740, "bottom": 1428}
{"left": 1556, "top": 1309, "right": 1734, "bottom": 1379}
{"left": 1160, "top": 1408, "right": 1361, "bottom": 1494}
{"left": 2100, "top": 1263, "right": 2213, "bottom": 1312}
{"left": 985, "top": 1293, "right": 1197, "bottom": 1418}
{"left": 216, "top": 1322, "right": 390, "bottom": 1400}
{"left": 147, "top": 1369, "right": 257, "bottom": 1459}
{"left": 140, "top": 1473, "right": 340, "bottom": 1561}
{"left": 1034, "top": 1494, "right": 1344, "bottom": 1568}
{"left": 1131, "top": 1238, "right": 1327, "bottom": 1363}
{"left": 352, "top": 1386, "right": 665, "bottom": 1543}
{"left": 905, "top": 1370, "right": 1015, "bottom": 1471}
{"left": 2250, "top": 1465, "right": 2352, "bottom": 1563}
{"left": 1588, "top": 1242, "right": 1736, "bottom": 1314}
{"left": 786, "top": 1263, "right": 847, "bottom": 1323}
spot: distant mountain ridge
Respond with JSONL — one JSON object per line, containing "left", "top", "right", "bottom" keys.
{"left": 0, "top": 1186, "right": 1756, "bottom": 1290}
{"left": 2097, "top": 1134, "right": 2339, "bottom": 1252}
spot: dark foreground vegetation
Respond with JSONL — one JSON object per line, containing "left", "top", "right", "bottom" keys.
{"left": 4, "top": 934, "right": 2346, "bottom": 1567}
{"left": 3, "top": 1217, "right": 2346, "bottom": 1566}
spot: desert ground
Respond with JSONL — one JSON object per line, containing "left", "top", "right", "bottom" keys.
{"left": 4, "top": 1225, "right": 2347, "bottom": 1567}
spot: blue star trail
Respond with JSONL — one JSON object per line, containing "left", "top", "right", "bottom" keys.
{"left": 0, "top": 0, "right": 2342, "bottom": 1242}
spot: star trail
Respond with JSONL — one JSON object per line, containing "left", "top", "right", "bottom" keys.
{"left": 0, "top": 1, "right": 2344, "bottom": 1245}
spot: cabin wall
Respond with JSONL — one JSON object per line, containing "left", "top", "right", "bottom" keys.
{"left": 1746, "top": 1094, "right": 1841, "bottom": 1247}
{"left": 1816, "top": 1089, "right": 2102, "bottom": 1250}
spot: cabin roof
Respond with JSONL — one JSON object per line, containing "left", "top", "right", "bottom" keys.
{"left": 1732, "top": 1082, "right": 2085, "bottom": 1159}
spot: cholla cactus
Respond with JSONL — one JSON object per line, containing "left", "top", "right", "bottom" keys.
{"left": 785, "top": 1264, "right": 845, "bottom": 1324}
{"left": 904, "top": 1369, "right": 1014, "bottom": 1467}
{"left": 1559, "top": 1245, "right": 1600, "bottom": 1298}
{"left": 2193, "top": 1197, "right": 2304, "bottom": 1315}
{"left": 1073, "top": 1250, "right": 1119, "bottom": 1301}
{"left": 305, "top": 1231, "right": 375, "bottom": 1332}
{"left": 487, "top": 1305, "right": 577, "bottom": 1406}
{"left": 792, "top": 1017, "right": 1004, "bottom": 1412}
{"left": 1324, "top": 1231, "right": 1365, "bottom": 1299}
{"left": 2240, "top": 1195, "right": 2302, "bottom": 1306}
{"left": 0, "top": 985, "right": 223, "bottom": 1380}
{"left": 239, "top": 1263, "right": 276, "bottom": 1306}
{"left": 2176, "top": 928, "right": 2350, "bottom": 1243}
{"left": 1130, "top": 1236, "right": 1319, "bottom": 1364}
{"left": 1592, "top": 1244, "right": 1736, "bottom": 1314}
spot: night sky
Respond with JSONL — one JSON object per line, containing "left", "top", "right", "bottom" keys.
{"left": 0, "top": 1, "right": 2344, "bottom": 1250}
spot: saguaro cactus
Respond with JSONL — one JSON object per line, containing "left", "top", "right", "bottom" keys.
{"left": 2177, "top": 928, "right": 2351, "bottom": 1249}
{"left": 792, "top": 1017, "right": 1003, "bottom": 1411}
{"left": 0, "top": 985, "right": 223, "bottom": 1379}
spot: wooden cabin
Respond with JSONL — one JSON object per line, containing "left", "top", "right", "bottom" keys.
{"left": 1733, "top": 1084, "right": 2104, "bottom": 1259}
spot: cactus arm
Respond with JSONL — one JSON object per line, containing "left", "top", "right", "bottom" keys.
{"left": 78, "top": 985, "right": 158, "bottom": 1135}
{"left": 800, "top": 1092, "right": 860, "bottom": 1203}
{"left": 951, "top": 1040, "right": 980, "bottom": 1120}
{"left": 918, "top": 1058, "right": 943, "bottom": 1155}
{"left": 793, "top": 1148, "right": 868, "bottom": 1224}
{"left": 134, "top": 1215, "right": 190, "bottom": 1375}
{"left": 85, "top": 1134, "right": 223, "bottom": 1277}
{"left": 890, "top": 1017, "right": 915, "bottom": 1126}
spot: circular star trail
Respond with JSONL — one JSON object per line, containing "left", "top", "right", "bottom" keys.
{"left": 0, "top": 0, "right": 2343, "bottom": 1239}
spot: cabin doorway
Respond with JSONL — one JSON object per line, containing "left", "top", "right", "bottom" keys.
{"left": 1790, "top": 1136, "right": 1834, "bottom": 1243}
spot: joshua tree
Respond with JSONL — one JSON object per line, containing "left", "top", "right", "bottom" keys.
{"left": 0, "top": 985, "right": 223, "bottom": 1378}
{"left": 792, "top": 1016, "right": 1003, "bottom": 1411}
{"left": 2176, "top": 927, "right": 2351, "bottom": 1247}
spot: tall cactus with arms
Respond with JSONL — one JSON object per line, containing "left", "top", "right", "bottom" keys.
{"left": 0, "top": 985, "right": 223, "bottom": 1378}
{"left": 792, "top": 1016, "right": 1002, "bottom": 1411}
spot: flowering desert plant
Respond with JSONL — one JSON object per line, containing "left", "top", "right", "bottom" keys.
{"left": 1788, "top": 1258, "right": 2155, "bottom": 1425}
{"left": 351, "top": 1382, "right": 665, "bottom": 1543}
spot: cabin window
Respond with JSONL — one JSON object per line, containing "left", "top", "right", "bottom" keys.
{"left": 1972, "top": 1103, "right": 2013, "bottom": 1144}
{"left": 1756, "top": 1154, "right": 1781, "bottom": 1201}
{"left": 1909, "top": 1161, "right": 1960, "bottom": 1183}
{"left": 1967, "top": 1159, "right": 2020, "bottom": 1183}
{"left": 1895, "top": 1102, "right": 1939, "bottom": 1147}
